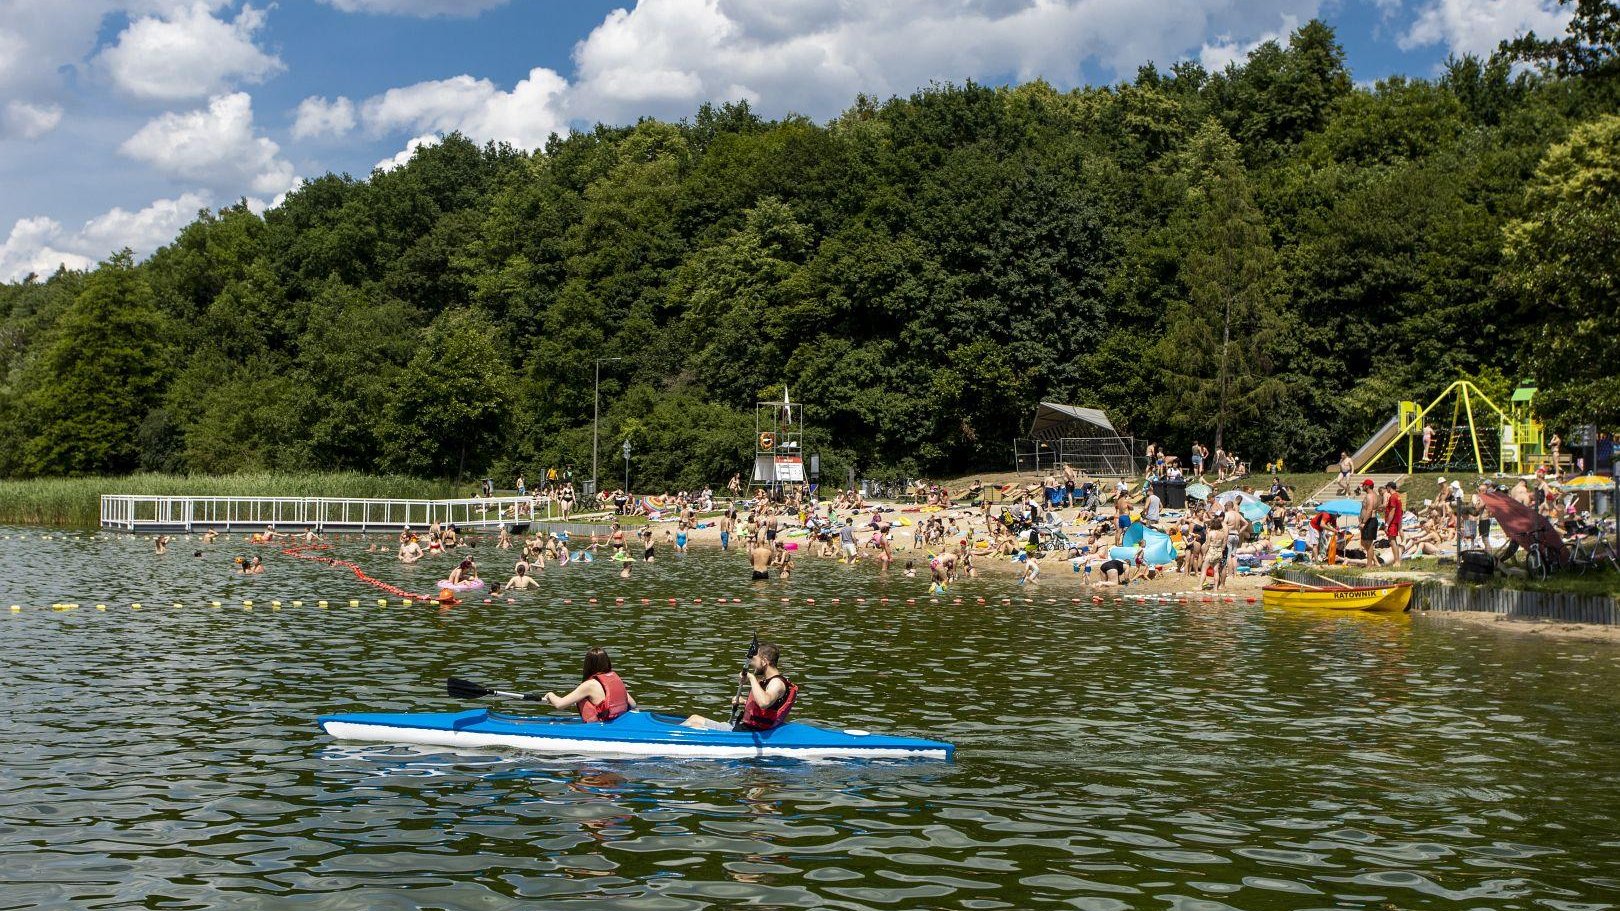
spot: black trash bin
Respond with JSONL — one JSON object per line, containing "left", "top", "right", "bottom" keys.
{"left": 1152, "top": 478, "right": 1188, "bottom": 510}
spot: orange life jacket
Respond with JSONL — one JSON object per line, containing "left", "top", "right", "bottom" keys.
{"left": 737, "top": 675, "right": 797, "bottom": 731}
{"left": 579, "top": 671, "right": 630, "bottom": 723}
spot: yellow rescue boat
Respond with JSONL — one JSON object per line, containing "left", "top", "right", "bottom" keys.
{"left": 1262, "top": 581, "right": 1413, "bottom": 612}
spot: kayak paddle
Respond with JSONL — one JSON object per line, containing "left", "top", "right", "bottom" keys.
{"left": 447, "top": 676, "right": 541, "bottom": 702}
{"left": 728, "top": 633, "right": 760, "bottom": 727}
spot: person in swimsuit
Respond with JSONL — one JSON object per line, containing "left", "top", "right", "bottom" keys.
{"left": 749, "top": 539, "right": 773, "bottom": 581}
{"left": 718, "top": 510, "right": 735, "bottom": 551}
{"left": 1383, "top": 481, "right": 1405, "bottom": 567}
{"left": 675, "top": 520, "right": 689, "bottom": 554}
{"left": 1336, "top": 452, "right": 1354, "bottom": 496}
{"left": 505, "top": 562, "right": 539, "bottom": 590}
{"left": 1358, "top": 479, "right": 1382, "bottom": 568}
{"left": 154, "top": 535, "right": 170, "bottom": 554}
{"left": 448, "top": 558, "right": 476, "bottom": 585}
{"left": 543, "top": 647, "right": 637, "bottom": 721}
{"left": 1098, "top": 558, "right": 1128, "bottom": 584}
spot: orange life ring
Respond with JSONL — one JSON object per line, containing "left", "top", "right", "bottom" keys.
{"left": 758, "top": 432, "right": 776, "bottom": 451}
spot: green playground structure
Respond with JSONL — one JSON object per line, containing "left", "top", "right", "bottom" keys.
{"left": 1352, "top": 380, "right": 1548, "bottom": 476}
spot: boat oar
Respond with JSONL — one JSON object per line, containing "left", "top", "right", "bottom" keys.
{"left": 447, "top": 676, "right": 541, "bottom": 702}
{"left": 728, "top": 633, "right": 760, "bottom": 727}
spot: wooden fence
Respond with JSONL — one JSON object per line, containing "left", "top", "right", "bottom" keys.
{"left": 1277, "top": 568, "right": 1619, "bottom": 625}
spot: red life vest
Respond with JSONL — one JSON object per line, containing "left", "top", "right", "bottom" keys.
{"left": 579, "top": 671, "right": 630, "bottom": 723}
{"left": 737, "top": 674, "right": 798, "bottom": 732}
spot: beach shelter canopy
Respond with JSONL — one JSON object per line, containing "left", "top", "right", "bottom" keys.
{"left": 1480, "top": 489, "right": 1568, "bottom": 566}
{"left": 1030, "top": 402, "right": 1119, "bottom": 441}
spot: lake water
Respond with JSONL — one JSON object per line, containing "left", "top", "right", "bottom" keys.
{"left": 3, "top": 527, "right": 1620, "bottom": 910}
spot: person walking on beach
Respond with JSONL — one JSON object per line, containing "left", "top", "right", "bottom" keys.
{"left": 1336, "top": 451, "right": 1355, "bottom": 495}
{"left": 718, "top": 510, "right": 735, "bottom": 551}
{"left": 1383, "top": 481, "right": 1405, "bottom": 567}
{"left": 1358, "top": 479, "right": 1381, "bottom": 568}
{"left": 1113, "top": 489, "right": 1132, "bottom": 546}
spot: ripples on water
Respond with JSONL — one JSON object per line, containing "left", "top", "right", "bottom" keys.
{"left": 2, "top": 527, "right": 1619, "bottom": 909}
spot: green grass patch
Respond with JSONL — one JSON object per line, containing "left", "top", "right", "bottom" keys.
{"left": 0, "top": 473, "right": 467, "bottom": 528}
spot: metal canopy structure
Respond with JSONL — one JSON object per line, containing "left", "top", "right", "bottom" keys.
{"left": 1017, "top": 402, "right": 1141, "bottom": 476}
{"left": 1029, "top": 402, "right": 1118, "bottom": 440}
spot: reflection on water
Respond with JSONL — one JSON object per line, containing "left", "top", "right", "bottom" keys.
{"left": 2, "top": 527, "right": 1620, "bottom": 909}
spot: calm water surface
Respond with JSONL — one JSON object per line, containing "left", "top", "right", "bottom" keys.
{"left": 3, "top": 527, "right": 1619, "bottom": 910}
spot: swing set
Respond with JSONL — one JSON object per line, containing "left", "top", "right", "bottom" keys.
{"left": 1357, "top": 380, "right": 1547, "bottom": 475}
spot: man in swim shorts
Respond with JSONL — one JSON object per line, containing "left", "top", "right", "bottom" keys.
{"left": 749, "top": 539, "right": 773, "bottom": 581}
{"left": 1359, "top": 478, "right": 1382, "bottom": 568}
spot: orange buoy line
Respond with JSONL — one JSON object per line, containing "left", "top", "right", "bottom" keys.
{"left": 281, "top": 543, "right": 433, "bottom": 601}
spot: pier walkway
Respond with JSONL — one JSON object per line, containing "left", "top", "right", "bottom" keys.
{"left": 100, "top": 495, "right": 544, "bottom": 533}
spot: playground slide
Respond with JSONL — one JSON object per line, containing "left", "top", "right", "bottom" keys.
{"left": 1340, "top": 414, "right": 1401, "bottom": 471}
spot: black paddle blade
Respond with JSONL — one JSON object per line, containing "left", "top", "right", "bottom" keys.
{"left": 747, "top": 633, "right": 759, "bottom": 658}
{"left": 447, "top": 676, "right": 493, "bottom": 699}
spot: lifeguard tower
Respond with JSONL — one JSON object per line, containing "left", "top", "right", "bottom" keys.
{"left": 753, "top": 388, "right": 806, "bottom": 495}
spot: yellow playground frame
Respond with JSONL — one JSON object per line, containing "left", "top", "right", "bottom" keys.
{"left": 1358, "top": 380, "right": 1544, "bottom": 475}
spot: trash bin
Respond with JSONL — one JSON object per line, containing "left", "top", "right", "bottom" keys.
{"left": 1153, "top": 478, "right": 1187, "bottom": 510}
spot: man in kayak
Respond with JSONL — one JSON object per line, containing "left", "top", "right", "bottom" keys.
{"left": 683, "top": 642, "right": 797, "bottom": 732}
{"left": 542, "top": 647, "right": 636, "bottom": 722}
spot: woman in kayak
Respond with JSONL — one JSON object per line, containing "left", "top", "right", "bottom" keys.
{"left": 683, "top": 642, "right": 797, "bottom": 732}
{"left": 543, "top": 647, "right": 636, "bottom": 722}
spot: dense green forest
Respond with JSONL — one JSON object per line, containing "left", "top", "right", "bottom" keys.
{"left": 2, "top": 15, "right": 1617, "bottom": 489}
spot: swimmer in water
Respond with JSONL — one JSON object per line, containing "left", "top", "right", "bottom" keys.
{"left": 399, "top": 535, "right": 423, "bottom": 564}
{"left": 505, "top": 562, "right": 539, "bottom": 590}
{"left": 154, "top": 535, "right": 170, "bottom": 554}
{"left": 447, "top": 558, "right": 476, "bottom": 585}
{"left": 201, "top": 529, "right": 218, "bottom": 544}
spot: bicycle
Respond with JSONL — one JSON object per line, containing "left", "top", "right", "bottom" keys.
{"left": 1568, "top": 523, "right": 1620, "bottom": 576}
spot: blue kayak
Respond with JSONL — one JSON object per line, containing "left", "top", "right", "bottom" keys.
{"left": 318, "top": 709, "right": 954, "bottom": 761}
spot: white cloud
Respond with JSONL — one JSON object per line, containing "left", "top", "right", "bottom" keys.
{"left": 0, "top": 217, "right": 94, "bottom": 281}
{"left": 293, "top": 95, "right": 357, "bottom": 139}
{"left": 319, "top": 0, "right": 509, "bottom": 15}
{"left": 0, "top": 191, "right": 208, "bottom": 281}
{"left": 1402, "top": 0, "right": 1571, "bottom": 57}
{"left": 2, "top": 100, "right": 64, "bottom": 139}
{"left": 361, "top": 66, "right": 568, "bottom": 148}
{"left": 119, "top": 92, "right": 296, "bottom": 195}
{"left": 97, "top": 2, "right": 282, "bottom": 101}
{"left": 1198, "top": 17, "right": 1299, "bottom": 72}
{"left": 561, "top": 0, "right": 1326, "bottom": 125}
{"left": 374, "top": 133, "right": 441, "bottom": 171}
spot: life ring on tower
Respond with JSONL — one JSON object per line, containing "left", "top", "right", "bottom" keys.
{"left": 758, "top": 432, "right": 776, "bottom": 451}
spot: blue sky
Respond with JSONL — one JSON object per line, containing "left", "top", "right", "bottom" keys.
{"left": 0, "top": 0, "right": 1573, "bottom": 281}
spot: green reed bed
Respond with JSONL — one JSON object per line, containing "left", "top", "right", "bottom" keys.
{"left": 0, "top": 473, "right": 466, "bottom": 528}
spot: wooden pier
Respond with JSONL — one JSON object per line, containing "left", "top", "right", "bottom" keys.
{"left": 100, "top": 495, "right": 543, "bottom": 533}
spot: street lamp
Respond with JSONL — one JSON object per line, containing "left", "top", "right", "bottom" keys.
{"left": 591, "top": 357, "right": 622, "bottom": 495}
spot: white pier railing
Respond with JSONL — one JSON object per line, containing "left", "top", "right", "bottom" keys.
{"left": 100, "top": 495, "right": 540, "bottom": 533}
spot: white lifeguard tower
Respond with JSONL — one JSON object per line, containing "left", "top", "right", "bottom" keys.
{"left": 753, "top": 387, "right": 806, "bottom": 491}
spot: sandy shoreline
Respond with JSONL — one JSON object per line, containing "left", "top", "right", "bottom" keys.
{"left": 1414, "top": 609, "right": 1620, "bottom": 643}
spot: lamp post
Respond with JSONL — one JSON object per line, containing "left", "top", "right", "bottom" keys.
{"left": 591, "top": 357, "right": 622, "bottom": 495}
{"left": 622, "top": 438, "right": 632, "bottom": 494}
